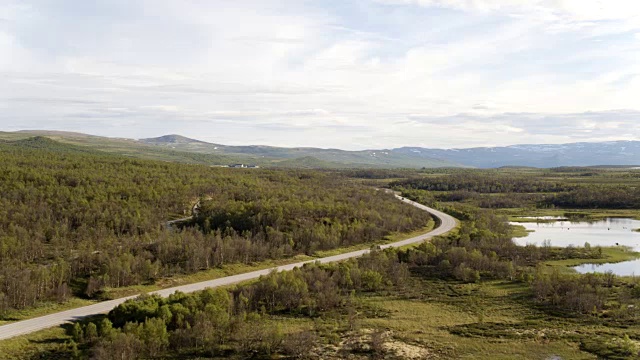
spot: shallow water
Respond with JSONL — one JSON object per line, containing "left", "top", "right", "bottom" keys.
{"left": 573, "top": 259, "right": 640, "bottom": 276}
{"left": 512, "top": 218, "right": 640, "bottom": 249}
{"left": 515, "top": 216, "right": 568, "bottom": 221}
{"left": 511, "top": 218, "right": 640, "bottom": 275}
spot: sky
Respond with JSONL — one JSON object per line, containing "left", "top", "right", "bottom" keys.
{"left": 1, "top": 0, "right": 640, "bottom": 150}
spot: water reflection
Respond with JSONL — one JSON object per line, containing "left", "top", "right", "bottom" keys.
{"left": 511, "top": 218, "right": 640, "bottom": 249}
{"left": 573, "top": 260, "right": 640, "bottom": 277}
{"left": 511, "top": 218, "right": 640, "bottom": 275}
{"left": 515, "top": 216, "right": 568, "bottom": 221}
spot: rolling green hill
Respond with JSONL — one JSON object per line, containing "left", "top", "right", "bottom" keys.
{"left": 140, "top": 134, "right": 459, "bottom": 168}
{"left": 4, "top": 136, "right": 101, "bottom": 154}
{"left": 0, "top": 131, "right": 461, "bottom": 168}
{"left": 0, "top": 131, "right": 261, "bottom": 167}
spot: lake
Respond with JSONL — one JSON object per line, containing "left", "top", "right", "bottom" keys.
{"left": 573, "top": 259, "right": 640, "bottom": 276}
{"left": 512, "top": 217, "right": 640, "bottom": 275}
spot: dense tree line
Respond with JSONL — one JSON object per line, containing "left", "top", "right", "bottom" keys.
{"left": 338, "top": 169, "right": 417, "bottom": 179}
{"left": 545, "top": 187, "right": 640, "bottom": 209}
{"left": 392, "top": 174, "right": 576, "bottom": 193}
{"left": 392, "top": 171, "right": 640, "bottom": 209}
{"left": 191, "top": 185, "right": 422, "bottom": 255}
{"left": 0, "top": 139, "right": 430, "bottom": 313}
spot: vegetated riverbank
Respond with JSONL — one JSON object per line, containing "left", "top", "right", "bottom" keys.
{"left": 509, "top": 214, "right": 640, "bottom": 277}
{"left": 509, "top": 218, "right": 640, "bottom": 271}
{"left": 510, "top": 224, "right": 533, "bottom": 238}
{"left": 510, "top": 220, "right": 640, "bottom": 278}
{"left": 543, "top": 246, "right": 640, "bottom": 269}
{"left": 502, "top": 209, "right": 640, "bottom": 222}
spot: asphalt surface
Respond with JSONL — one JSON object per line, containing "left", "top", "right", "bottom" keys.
{"left": 0, "top": 195, "right": 457, "bottom": 341}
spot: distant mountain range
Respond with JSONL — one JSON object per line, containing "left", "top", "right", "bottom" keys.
{"left": 394, "top": 141, "right": 640, "bottom": 168}
{"left": 1, "top": 130, "right": 639, "bottom": 169}
{"left": 138, "top": 134, "right": 457, "bottom": 168}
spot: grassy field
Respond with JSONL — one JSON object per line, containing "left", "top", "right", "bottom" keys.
{"left": 0, "top": 326, "right": 71, "bottom": 360}
{"left": 356, "top": 268, "right": 640, "bottom": 359}
{"left": 0, "top": 298, "right": 96, "bottom": 327}
{"left": 359, "top": 280, "right": 595, "bottom": 359}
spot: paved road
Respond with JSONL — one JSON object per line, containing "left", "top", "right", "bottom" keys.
{"left": 0, "top": 195, "right": 456, "bottom": 341}
{"left": 166, "top": 201, "right": 200, "bottom": 227}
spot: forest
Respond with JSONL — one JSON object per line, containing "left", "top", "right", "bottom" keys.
{"left": 3, "top": 143, "right": 640, "bottom": 359}
{"left": 0, "top": 138, "right": 430, "bottom": 313}
{"left": 391, "top": 168, "right": 640, "bottom": 209}
{"left": 34, "top": 205, "right": 640, "bottom": 359}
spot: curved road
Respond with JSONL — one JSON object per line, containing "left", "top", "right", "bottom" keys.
{"left": 0, "top": 195, "right": 456, "bottom": 341}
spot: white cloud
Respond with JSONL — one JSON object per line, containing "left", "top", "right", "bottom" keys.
{"left": 376, "top": 0, "right": 640, "bottom": 21}
{"left": 0, "top": 0, "right": 639, "bottom": 149}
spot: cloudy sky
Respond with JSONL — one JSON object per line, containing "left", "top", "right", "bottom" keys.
{"left": 1, "top": 0, "right": 640, "bottom": 149}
